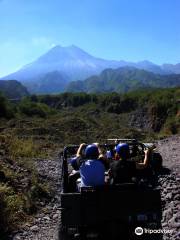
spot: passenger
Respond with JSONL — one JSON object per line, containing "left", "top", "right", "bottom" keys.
{"left": 70, "top": 143, "right": 106, "bottom": 190}
{"left": 106, "top": 148, "right": 115, "bottom": 161}
{"left": 109, "top": 143, "right": 150, "bottom": 184}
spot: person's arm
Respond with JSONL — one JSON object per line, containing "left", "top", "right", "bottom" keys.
{"left": 76, "top": 143, "right": 86, "bottom": 157}
{"left": 136, "top": 149, "right": 150, "bottom": 169}
{"left": 71, "top": 143, "right": 86, "bottom": 170}
{"left": 93, "top": 142, "right": 110, "bottom": 169}
{"left": 93, "top": 142, "right": 104, "bottom": 158}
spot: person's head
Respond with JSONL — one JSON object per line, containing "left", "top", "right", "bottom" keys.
{"left": 85, "top": 144, "right": 99, "bottom": 159}
{"left": 115, "top": 143, "right": 130, "bottom": 160}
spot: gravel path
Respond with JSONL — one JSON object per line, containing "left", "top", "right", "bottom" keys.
{"left": 12, "top": 135, "right": 180, "bottom": 240}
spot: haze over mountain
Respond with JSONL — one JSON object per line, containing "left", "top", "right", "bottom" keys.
{"left": 1, "top": 45, "right": 180, "bottom": 94}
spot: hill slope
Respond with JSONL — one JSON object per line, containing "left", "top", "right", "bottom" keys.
{"left": 0, "top": 80, "right": 29, "bottom": 98}
{"left": 24, "top": 71, "right": 69, "bottom": 94}
{"left": 66, "top": 67, "right": 180, "bottom": 93}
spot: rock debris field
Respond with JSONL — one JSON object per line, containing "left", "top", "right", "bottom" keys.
{"left": 13, "top": 135, "right": 180, "bottom": 240}
{"left": 157, "top": 135, "right": 180, "bottom": 240}
{"left": 13, "top": 155, "right": 62, "bottom": 240}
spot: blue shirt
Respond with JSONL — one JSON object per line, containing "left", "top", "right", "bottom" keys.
{"left": 79, "top": 159, "right": 105, "bottom": 187}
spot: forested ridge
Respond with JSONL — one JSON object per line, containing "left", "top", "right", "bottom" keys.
{"left": 66, "top": 67, "right": 180, "bottom": 93}
{"left": 0, "top": 87, "right": 179, "bottom": 137}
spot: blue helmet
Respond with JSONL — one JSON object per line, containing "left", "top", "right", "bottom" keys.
{"left": 116, "top": 143, "right": 130, "bottom": 159}
{"left": 85, "top": 144, "right": 99, "bottom": 159}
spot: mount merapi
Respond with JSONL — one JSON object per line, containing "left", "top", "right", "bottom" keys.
{"left": 2, "top": 45, "right": 180, "bottom": 94}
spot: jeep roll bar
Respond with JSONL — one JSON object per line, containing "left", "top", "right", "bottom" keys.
{"left": 106, "top": 138, "right": 137, "bottom": 142}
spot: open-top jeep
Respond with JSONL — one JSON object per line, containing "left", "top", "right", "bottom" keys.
{"left": 59, "top": 139, "right": 163, "bottom": 240}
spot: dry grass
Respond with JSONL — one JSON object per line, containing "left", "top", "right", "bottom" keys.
{"left": 8, "top": 136, "right": 41, "bottom": 158}
{"left": 0, "top": 184, "right": 27, "bottom": 232}
{"left": 0, "top": 133, "right": 53, "bottom": 235}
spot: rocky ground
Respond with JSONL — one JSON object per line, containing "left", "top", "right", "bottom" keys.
{"left": 156, "top": 135, "right": 180, "bottom": 240}
{"left": 12, "top": 153, "right": 62, "bottom": 240}
{"left": 12, "top": 135, "right": 180, "bottom": 240}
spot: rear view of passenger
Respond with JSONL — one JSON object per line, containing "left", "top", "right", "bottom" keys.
{"left": 110, "top": 143, "right": 150, "bottom": 184}
{"left": 70, "top": 143, "right": 106, "bottom": 189}
{"left": 110, "top": 143, "right": 136, "bottom": 184}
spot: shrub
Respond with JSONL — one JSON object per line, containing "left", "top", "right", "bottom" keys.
{"left": 18, "top": 99, "right": 56, "bottom": 117}
{"left": 0, "top": 93, "right": 14, "bottom": 118}
{"left": 0, "top": 184, "right": 27, "bottom": 232}
{"left": 162, "top": 117, "right": 180, "bottom": 135}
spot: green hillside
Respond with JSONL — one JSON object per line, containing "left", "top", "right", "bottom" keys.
{"left": 38, "top": 87, "right": 180, "bottom": 136}
{"left": 66, "top": 67, "right": 180, "bottom": 93}
{"left": 0, "top": 87, "right": 179, "bottom": 137}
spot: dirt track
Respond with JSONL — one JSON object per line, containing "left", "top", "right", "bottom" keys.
{"left": 13, "top": 135, "right": 180, "bottom": 240}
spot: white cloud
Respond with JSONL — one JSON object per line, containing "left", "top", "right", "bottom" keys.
{"left": 51, "top": 43, "right": 56, "bottom": 48}
{"left": 31, "top": 36, "right": 57, "bottom": 48}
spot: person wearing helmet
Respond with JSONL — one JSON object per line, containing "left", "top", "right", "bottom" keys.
{"left": 109, "top": 143, "right": 150, "bottom": 184}
{"left": 70, "top": 143, "right": 106, "bottom": 190}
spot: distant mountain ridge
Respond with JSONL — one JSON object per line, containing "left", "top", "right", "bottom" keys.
{"left": 66, "top": 67, "right": 180, "bottom": 93}
{"left": 1, "top": 45, "right": 180, "bottom": 94}
{"left": 161, "top": 63, "right": 180, "bottom": 74}
{"left": 0, "top": 80, "right": 29, "bottom": 99}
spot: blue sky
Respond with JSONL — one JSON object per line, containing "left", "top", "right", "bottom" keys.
{"left": 0, "top": 0, "right": 180, "bottom": 77}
